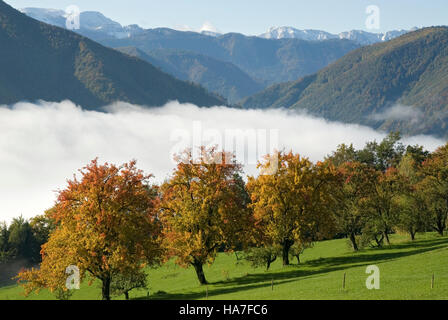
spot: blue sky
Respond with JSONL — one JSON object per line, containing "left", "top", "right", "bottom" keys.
{"left": 5, "top": 0, "right": 448, "bottom": 35}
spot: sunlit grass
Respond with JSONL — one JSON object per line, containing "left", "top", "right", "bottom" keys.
{"left": 1, "top": 232, "right": 447, "bottom": 300}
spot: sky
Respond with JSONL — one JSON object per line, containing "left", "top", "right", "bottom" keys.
{"left": 5, "top": 0, "right": 448, "bottom": 35}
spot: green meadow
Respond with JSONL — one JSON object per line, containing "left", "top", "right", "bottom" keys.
{"left": 1, "top": 232, "right": 447, "bottom": 300}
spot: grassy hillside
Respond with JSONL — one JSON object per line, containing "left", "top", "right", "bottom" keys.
{"left": 1, "top": 232, "right": 447, "bottom": 300}
{"left": 0, "top": 1, "right": 225, "bottom": 109}
{"left": 242, "top": 27, "right": 448, "bottom": 137}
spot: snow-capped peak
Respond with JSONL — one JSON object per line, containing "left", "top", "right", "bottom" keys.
{"left": 259, "top": 26, "right": 336, "bottom": 41}
{"left": 260, "top": 26, "right": 418, "bottom": 45}
{"left": 20, "top": 7, "right": 143, "bottom": 39}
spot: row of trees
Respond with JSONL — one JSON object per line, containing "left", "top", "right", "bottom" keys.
{"left": 10, "top": 133, "right": 448, "bottom": 300}
{"left": 330, "top": 133, "right": 447, "bottom": 251}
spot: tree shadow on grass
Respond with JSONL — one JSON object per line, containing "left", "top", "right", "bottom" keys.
{"left": 134, "top": 236, "right": 448, "bottom": 300}
{"left": 304, "top": 236, "right": 448, "bottom": 268}
{"left": 135, "top": 277, "right": 299, "bottom": 300}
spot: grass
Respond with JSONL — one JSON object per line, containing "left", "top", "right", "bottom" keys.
{"left": 1, "top": 232, "right": 447, "bottom": 300}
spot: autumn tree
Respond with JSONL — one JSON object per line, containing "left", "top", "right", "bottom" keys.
{"left": 419, "top": 144, "right": 448, "bottom": 236}
{"left": 333, "top": 161, "right": 377, "bottom": 251}
{"left": 395, "top": 154, "right": 427, "bottom": 240}
{"left": 17, "top": 159, "right": 162, "bottom": 300}
{"left": 160, "top": 147, "right": 252, "bottom": 285}
{"left": 247, "top": 151, "right": 336, "bottom": 266}
{"left": 366, "top": 167, "right": 405, "bottom": 245}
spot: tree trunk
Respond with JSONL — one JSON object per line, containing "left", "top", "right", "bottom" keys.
{"left": 282, "top": 240, "right": 293, "bottom": 266}
{"left": 101, "top": 276, "right": 111, "bottom": 301}
{"left": 435, "top": 220, "right": 445, "bottom": 236}
{"left": 124, "top": 291, "right": 130, "bottom": 300}
{"left": 384, "top": 232, "right": 390, "bottom": 245}
{"left": 266, "top": 255, "right": 276, "bottom": 271}
{"left": 192, "top": 261, "right": 207, "bottom": 285}
{"left": 295, "top": 255, "right": 301, "bottom": 264}
{"left": 374, "top": 234, "right": 384, "bottom": 247}
{"left": 409, "top": 228, "right": 416, "bottom": 241}
{"left": 349, "top": 233, "right": 359, "bottom": 251}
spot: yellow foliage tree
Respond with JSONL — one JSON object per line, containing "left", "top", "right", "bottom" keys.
{"left": 247, "top": 151, "right": 336, "bottom": 265}
{"left": 160, "top": 147, "right": 252, "bottom": 284}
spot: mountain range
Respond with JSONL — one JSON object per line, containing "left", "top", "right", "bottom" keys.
{"left": 243, "top": 27, "right": 448, "bottom": 137}
{"left": 21, "top": 8, "right": 415, "bottom": 46}
{"left": 19, "top": 8, "right": 360, "bottom": 101}
{"left": 4, "top": 3, "right": 448, "bottom": 137}
{"left": 259, "top": 26, "right": 415, "bottom": 45}
{"left": 0, "top": 1, "right": 224, "bottom": 109}
{"left": 20, "top": 7, "right": 422, "bottom": 104}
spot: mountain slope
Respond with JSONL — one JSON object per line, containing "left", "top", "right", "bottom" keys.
{"left": 19, "top": 7, "right": 361, "bottom": 100}
{"left": 102, "top": 30, "right": 360, "bottom": 86}
{"left": 0, "top": 1, "right": 224, "bottom": 109}
{"left": 242, "top": 27, "right": 448, "bottom": 137}
{"left": 116, "top": 47, "right": 263, "bottom": 103}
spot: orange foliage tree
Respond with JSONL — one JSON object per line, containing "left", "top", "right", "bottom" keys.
{"left": 160, "top": 147, "right": 253, "bottom": 285}
{"left": 17, "top": 159, "right": 163, "bottom": 300}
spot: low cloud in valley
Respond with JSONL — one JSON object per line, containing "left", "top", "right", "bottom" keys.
{"left": 0, "top": 100, "right": 444, "bottom": 223}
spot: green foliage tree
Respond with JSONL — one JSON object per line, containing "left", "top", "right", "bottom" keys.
{"left": 289, "top": 242, "right": 313, "bottom": 264}
{"left": 8, "top": 216, "right": 40, "bottom": 263}
{"left": 366, "top": 168, "right": 405, "bottom": 245}
{"left": 357, "top": 132, "right": 405, "bottom": 172}
{"left": 419, "top": 144, "right": 448, "bottom": 236}
{"left": 243, "top": 246, "right": 281, "bottom": 271}
{"left": 0, "top": 222, "right": 12, "bottom": 263}
{"left": 110, "top": 271, "right": 148, "bottom": 300}
{"left": 333, "top": 161, "right": 377, "bottom": 251}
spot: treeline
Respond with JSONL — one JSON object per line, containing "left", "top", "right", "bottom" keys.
{"left": 8, "top": 133, "right": 448, "bottom": 300}
{"left": 0, "top": 216, "right": 52, "bottom": 264}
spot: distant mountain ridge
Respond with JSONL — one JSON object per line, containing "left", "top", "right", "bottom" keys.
{"left": 0, "top": 1, "right": 225, "bottom": 109}
{"left": 20, "top": 7, "right": 144, "bottom": 40}
{"left": 259, "top": 26, "right": 416, "bottom": 45}
{"left": 243, "top": 27, "right": 448, "bottom": 137}
{"left": 21, "top": 7, "right": 418, "bottom": 46}
{"left": 100, "top": 30, "right": 360, "bottom": 87}
{"left": 116, "top": 47, "right": 263, "bottom": 103}
{"left": 20, "top": 7, "right": 361, "bottom": 102}
{"left": 21, "top": 7, "right": 360, "bottom": 83}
